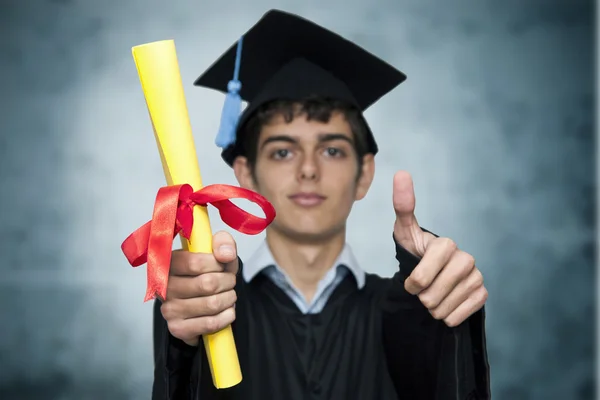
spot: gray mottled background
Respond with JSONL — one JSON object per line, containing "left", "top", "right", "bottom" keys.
{"left": 0, "top": 0, "right": 595, "bottom": 399}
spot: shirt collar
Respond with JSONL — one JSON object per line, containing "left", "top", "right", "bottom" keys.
{"left": 242, "top": 240, "right": 366, "bottom": 289}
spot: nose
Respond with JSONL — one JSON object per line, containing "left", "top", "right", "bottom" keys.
{"left": 297, "top": 154, "right": 319, "bottom": 182}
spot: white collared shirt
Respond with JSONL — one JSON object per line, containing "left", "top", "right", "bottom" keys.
{"left": 242, "top": 240, "right": 366, "bottom": 314}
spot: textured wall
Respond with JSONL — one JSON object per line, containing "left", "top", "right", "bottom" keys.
{"left": 0, "top": 0, "right": 594, "bottom": 399}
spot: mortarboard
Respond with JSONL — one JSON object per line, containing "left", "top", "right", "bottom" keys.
{"left": 194, "top": 9, "right": 407, "bottom": 166}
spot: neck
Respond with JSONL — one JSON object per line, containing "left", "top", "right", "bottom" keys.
{"left": 265, "top": 229, "right": 346, "bottom": 302}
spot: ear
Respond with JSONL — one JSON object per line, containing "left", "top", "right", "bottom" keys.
{"left": 233, "top": 156, "right": 257, "bottom": 191}
{"left": 355, "top": 154, "right": 375, "bottom": 201}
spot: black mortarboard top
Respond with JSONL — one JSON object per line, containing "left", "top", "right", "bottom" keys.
{"left": 194, "top": 9, "right": 407, "bottom": 167}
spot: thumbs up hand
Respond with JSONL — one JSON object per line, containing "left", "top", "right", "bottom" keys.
{"left": 392, "top": 171, "right": 488, "bottom": 327}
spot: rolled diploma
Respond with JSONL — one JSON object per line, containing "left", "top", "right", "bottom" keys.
{"left": 131, "top": 39, "right": 242, "bottom": 389}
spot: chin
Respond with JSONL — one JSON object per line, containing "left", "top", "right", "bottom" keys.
{"left": 272, "top": 219, "right": 345, "bottom": 243}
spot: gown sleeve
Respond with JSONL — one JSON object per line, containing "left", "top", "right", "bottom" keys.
{"left": 381, "top": 231, "right": 491, "bottom": 400}
{"left": 150, "top": 257, "right": 248, "bottom": 400}
{"left": 151, "top": 298, "right": 198, "bottom": 400}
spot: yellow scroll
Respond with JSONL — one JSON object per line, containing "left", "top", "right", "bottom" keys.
{"left": 131, "top": 39, "right": 242, "bottom": 389}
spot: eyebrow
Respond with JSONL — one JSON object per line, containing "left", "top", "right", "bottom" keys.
{"left": 260, "top": 133, "right": 353, "bottom": 149}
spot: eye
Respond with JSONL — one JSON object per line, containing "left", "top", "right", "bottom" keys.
{"left": 272, "top": 148, "right": 292, "bottom": 160}
{"left": 323, "top": 147, "right": 345, "bottom": 157}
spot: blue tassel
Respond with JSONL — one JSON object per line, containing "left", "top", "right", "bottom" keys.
{"left": 215, "top": 36, "right": 244, "bottom": 149}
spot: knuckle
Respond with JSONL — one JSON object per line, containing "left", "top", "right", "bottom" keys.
{"left": 167, "top": 319, "right": 187, "bottom": 339}
{"left": 203, "top": 316, "right": 221, "bottom": 333}
{"left": 160, "top": 302, "right": 175, "bottom": 320}
{"left": 461, "top": 252, "right": 475, "bottom": 269}
{"left": 418, "top": 293, "right": 437, "bottom": 309}
{"left": 205, "top": 294, "right": 222, "bottom": 313}
{"left": 444, "top": 317, "right": 459, "bottom": 327}
{"left": 183, "top": 253, "right": 201, "bottom": 274}
{"left": 203, "top": 309, "right": 236, "bottom": 334}
{"left": 461, "top": 253, "right": 475, "bottom": 276}
{"left": 441, "top": 237, "right": 457, "bottom": 252}
{"left": 430, "top": 309, "right": 447, "bottom": 321}
{"left": 220, "top": 307, "right": 236, "bottom": 326}
{"left": 199, "top": 274, "right": 218, "bottom": 294}
{"left": 410, "top": 272, "right": 428, "bottom": 289}
{"left": 429, "top": 308, "right": 445, "bottom": 320}
{"left": 471, "top": 269, "right": 484, "bottom": 289}
{"left": 226, "top": 307, "right": 237, "bottom": 324}
{"left": 478, "top": 286, "right": 489, "bottom": 304}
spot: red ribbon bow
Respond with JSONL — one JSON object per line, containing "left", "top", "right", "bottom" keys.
{"left": 121, "top": 183, "right": 276, "bottom": 302}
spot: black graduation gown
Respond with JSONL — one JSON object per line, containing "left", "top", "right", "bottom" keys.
{"left": 151, "top": 236, "right": 491, "bottom": 400}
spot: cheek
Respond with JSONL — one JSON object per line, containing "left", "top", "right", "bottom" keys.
{"left": 327, "top": 174, "right": 358, "bottom": 203}
{"left": 253, "top": 168, "right": 289, "bottom": 200}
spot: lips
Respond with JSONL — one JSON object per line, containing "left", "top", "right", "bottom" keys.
{"left": 288, "top": 192, "right": 326, "bottom": 207}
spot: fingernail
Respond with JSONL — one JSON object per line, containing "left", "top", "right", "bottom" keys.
{"left": 219, "top": 245, "right": 234, "bottom": 258}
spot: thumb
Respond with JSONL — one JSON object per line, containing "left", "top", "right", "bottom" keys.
{"left": 393, "top": 171, "right": 418, "bottom": 228}
{"left": 212, "top": 230, "right": 239, "bottom": 274}
{"left": 392, "top": 171, "right": 427, "bottom": 256}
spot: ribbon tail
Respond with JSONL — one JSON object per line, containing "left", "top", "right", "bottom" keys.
{"left": 121, "top": 221, "right": 152, "bottom": 267}
{"left": 144, "top": 185, "right": 188, "bottom": 302}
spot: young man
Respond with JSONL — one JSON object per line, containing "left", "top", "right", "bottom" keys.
{"left": 151, "top": 9, "right": 490, "bottom": 400}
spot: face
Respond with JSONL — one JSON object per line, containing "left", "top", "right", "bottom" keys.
{"left": 233, "top": 111, "right": 375, "bottom": 243}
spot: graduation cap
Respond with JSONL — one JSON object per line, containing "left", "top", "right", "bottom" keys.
{"left": 194, "top": 9, "right": 407, "bottom": 166}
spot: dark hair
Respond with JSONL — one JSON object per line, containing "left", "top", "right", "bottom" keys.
{"left": 239, "top": 95, "right": 370, "bottom": 174}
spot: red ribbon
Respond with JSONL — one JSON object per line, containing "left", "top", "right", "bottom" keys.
{"left": 121, "top": 184, "right": 276, "bottom": 302}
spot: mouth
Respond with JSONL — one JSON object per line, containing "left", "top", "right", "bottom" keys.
{"left": 288, "top": 192, "right": 327, "bottom": 207}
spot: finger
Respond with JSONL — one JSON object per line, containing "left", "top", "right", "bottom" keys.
{"left": 170, "top": 250, "right": 224, "bottom": 276}
{"left": 442, "top": 285, "right": 488, "bottom": 327}
{"left": 161, "top": 289, "right": 238, "bottom": 320}
{"left": 404, "top": 237, "right": 457, "bottom": 295}
{"left": 428, "top": 267, "right": 483, "bottom": 320}
{"left": 392, "top": 171, "right": 436, "bottom": 257}
{"left": 417, "top": 250, "right": 476, "bottom": 309}
{"left": 167, "top": 272, "right": 237, "bottom": 299}
{"left": 212, "top": 230, "right": 239, "bottom": 274}
{"left": 392, "top": 171, "right": 418, "bottom": 228}
{"left": 167, "top": 307, "right": 237, "bottom": 341}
